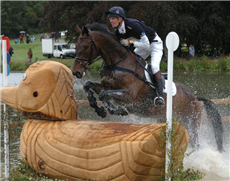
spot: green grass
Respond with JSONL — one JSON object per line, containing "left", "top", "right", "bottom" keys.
{"left": 10, "top": 33, "right": 69, "bottom": 62}
{"left": 3, "top": 33, "right": 230, "bottom": 73}
{"left": 6, "top": 33, "right": 75, "bottom": 71}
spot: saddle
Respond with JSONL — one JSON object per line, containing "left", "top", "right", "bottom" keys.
{"left": 129, "top": 48, "right": 167, "bottom": 86}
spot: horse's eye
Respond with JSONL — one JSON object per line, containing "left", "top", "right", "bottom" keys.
{"left": 84, "top": 45, "right": 89, "bottom": 50}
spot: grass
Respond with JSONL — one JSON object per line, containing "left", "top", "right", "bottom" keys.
{"left": 6, "top": 33, "right": 75, "bottom": 71}
{"left": 3, "top": 33, "right": 230, "bottom": 73}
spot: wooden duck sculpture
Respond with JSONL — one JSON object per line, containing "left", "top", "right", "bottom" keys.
{"left": 0, "top": 61, "right": 189, "bottom": 181}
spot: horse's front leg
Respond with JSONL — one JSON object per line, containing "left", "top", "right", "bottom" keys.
{"left": 99, "top": 89, "right": 129, "bottom": 116}
{"left": 83, "top": 81, "right": 107, "bottom": 118}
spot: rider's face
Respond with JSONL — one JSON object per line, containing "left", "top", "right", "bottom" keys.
{"left": 109, "top": 17, "right": 122, "bottom": 28}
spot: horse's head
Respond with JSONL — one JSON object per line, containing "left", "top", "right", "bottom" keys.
{"left": 72, "top": 26, "right": 99, "bottom": 78}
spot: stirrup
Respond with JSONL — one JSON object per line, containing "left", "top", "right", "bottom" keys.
{"left": 154, "top": 96, "right": 165, "bottom": 108}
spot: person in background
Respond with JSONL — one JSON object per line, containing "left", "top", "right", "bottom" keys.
{"left": 30, "top": 35, "right": 35, "bottom": 43}
{"left": 19, "top": 33, "right": 24, "bottom": 44}
{"left": 27, "top": 48, "right": 33, "bottom": 62}
{"left": 40, "top": 34, "right": 44, "bottom": 42}
{"left": 105, "top": 6, "right": 164, "bottom": 108}
{"left": 26, "top": 34, "right": 30, "bottom": 44}
{"left": 9, "top": 46, "right": 14, "bottom": 56}
{"left": 189, "top": 44, "right": 195, "bottom": 57}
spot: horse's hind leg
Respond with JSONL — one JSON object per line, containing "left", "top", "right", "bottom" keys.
{"left": 84, "top": 81, "right": 107, "bottom": 118}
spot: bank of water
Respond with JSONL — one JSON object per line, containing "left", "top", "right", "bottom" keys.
{"left": 0, "top": 72, "right": 229, "bottom": 180}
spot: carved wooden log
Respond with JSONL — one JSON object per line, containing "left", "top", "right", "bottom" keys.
{"left": 0, "top": 61, "right": 77, "bottom": 120}
{"left": 0, "top": 61, "right": 189, "bottom": 180}
{"left": 20, "top": 119, "right": 189, "bottom": 181}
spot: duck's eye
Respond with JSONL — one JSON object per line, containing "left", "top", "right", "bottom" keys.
{"left": 23, "top": 73, "right": 26, "bottom": 80}
{"left": 33, "top": 91, "right": 38, "bottom": 97}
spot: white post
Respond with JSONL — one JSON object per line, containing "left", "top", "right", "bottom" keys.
{"left": 2, "top": 40, "right": 10, "bottom": 179}
{"left": 165, "top": 32, "right": 179, "bottom": 180}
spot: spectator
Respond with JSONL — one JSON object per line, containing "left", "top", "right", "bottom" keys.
{"left": 15, "top": 39, "right": 18, "bottom": 44}
{"left": 27, "top": 48, "right": 33, "bottom": 62}
{"left": 26, "top": 34, "right": 30, "bottom": 44}
{"left": 9, "top": 46, "right": 14, "bottom": 56}
{"left": 19, "top": 33, "right": 24, "bottom": 44}
{"left": 40, "top": 34, "right": 43, "bottom": 42}
{"left": 189, "top": 44, "right": 195, "bottom": 57}
{"left": 30, "top": 36, "right": 35, "bottom": 43}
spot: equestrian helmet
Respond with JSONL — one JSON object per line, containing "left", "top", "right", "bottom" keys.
{"left": 105, "top": 6, "right": 125, "bottom": 19}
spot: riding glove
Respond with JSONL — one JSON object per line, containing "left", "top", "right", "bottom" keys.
{"left": 121, "top": 39, "right": 134, "bottom": 46}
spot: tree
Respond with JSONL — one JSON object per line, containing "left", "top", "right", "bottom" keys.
{"left": 40, "top": 1, "right": 230, "bottom": 56}
{"left": 1, "top": 1, "right": 46, "bottom": 38}
{"left": 41, "top": 1, "right": 98, "bottom": 43}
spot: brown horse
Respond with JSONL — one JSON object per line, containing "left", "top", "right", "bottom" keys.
{"left": 72, "top": 23, "right": 223, "bottom": 152}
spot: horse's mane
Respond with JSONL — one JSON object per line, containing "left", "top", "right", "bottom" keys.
{"left": 86, "top": 23, "right": 120, "bottom": 42}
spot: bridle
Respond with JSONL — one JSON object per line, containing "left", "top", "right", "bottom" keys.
{"left": 75, "top": 29, "right": 124, "bottom": 69}
{"left": 75, "top": 29, "right": 100, "bottom": 69}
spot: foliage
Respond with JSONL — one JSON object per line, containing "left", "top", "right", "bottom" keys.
{"left": 2, "top": 1, "right": 230, "bottom": 56}
{"left": 3, "top": 33, "right": 229, "bottom": 73}
{"left": 41, "top": 1, "right": 98, "bottom": 43}
{"left": 217, "top": 56, "right": 230, "bottom": 71}
{"left": 8, "top": 156, "right": 69, "bottom": 181}
{"left": 40, "top": 1, "right": 230, "bottom": 56}
{"left": 1, "top": 1, "right": 47, "bottom": 38}
{"left": 157, "top": 120, "right": 205, "bottom": 181}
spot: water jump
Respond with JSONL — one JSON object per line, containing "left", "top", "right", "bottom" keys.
{"left": 72, "top": 23, "right": 224, "bottom": 152}
{"left": 0, "top": 61, "right": 189, "bottom": 180}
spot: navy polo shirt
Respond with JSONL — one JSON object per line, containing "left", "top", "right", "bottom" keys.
{"left": 114, "top": 18, "right": 156, "bottom": 43}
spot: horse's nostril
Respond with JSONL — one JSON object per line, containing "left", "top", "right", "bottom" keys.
{"left": 74, "top": 71, "right": 82, "bottom": 78}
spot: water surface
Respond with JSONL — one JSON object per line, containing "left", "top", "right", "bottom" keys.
{"left": 1, "top": 72, "right": 229, "bottom": 180}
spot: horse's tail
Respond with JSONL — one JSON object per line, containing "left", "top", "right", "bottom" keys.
{"left": 197, "top": 96, "right": 224, "bottom": 152}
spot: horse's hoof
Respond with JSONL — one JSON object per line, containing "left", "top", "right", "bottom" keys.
{"left": 154, "top": 97, "right": 165, "bottom": 109}
{"left": 155, "top": 104, "right": 164, "bottom": 109}
{"left": 96, "top": 106, "right": 107, "bottom": 118}
{"left": 118, "top": 107, "right": 129, "bottom": 116}
{"left": 98, "top": 90, "right": 106, "bottom": 101}
{"left": 83, "top": 80, "right": 91, "bottom": 90}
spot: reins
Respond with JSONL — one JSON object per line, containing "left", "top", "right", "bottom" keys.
{"left": 75, "top": 29, "right": 153, "bottom": 85}
{"left": 75, "top": 30, "right": 99, "bottom": 69}
{"left": 75, "top": 29, "right": 124, "bottom": 68}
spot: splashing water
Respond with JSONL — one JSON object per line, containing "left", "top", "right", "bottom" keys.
{"left": 183, "top": 112, "right": 230, "bottom": 181}
{"left": 127, "top": 111, "right": 230, "bottom": 181}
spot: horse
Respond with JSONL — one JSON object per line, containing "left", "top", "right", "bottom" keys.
{"left": 72, "top": 23, "right": 224, "bottom": 152}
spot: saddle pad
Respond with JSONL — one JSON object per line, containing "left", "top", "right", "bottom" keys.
{"left": 144, "top": 64, "right": 177, "bottom": 96}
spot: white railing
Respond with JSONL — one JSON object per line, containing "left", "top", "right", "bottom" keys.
{"left": 1, "top": 39, "right": 10, "bottom": 179}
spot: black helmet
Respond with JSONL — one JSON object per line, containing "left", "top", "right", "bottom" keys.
{"left": 105, "top": 6, "right": 125, "bottom": 19}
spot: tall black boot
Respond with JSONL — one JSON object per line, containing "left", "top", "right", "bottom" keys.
{"left": 153, "top": 71, "right": 165, "bottom": 109}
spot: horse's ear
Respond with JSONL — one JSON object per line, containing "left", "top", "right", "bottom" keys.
{"left": 76, "top": 25, "right": 82, "bottom": 35}
{"left": 82, "top": 26, "right": 89, "bottom": 36}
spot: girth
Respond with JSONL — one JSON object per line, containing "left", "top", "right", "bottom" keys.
{"left": 101, "top": 66, "right": 148, "bottom": 84}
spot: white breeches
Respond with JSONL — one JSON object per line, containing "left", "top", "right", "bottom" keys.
{"left": 134, "top": 34, "right": 163, "bottom": 74}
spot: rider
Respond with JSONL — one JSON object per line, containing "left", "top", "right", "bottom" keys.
{"left": 105, "top": 6, "right": 165, "bottom": 108}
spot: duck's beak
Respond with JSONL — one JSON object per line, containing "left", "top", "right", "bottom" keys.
{"left": 0, "top": 86, "right": 19, "bottom": 111}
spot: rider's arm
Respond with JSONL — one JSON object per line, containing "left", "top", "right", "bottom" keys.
{"left": 132, "top": 32, "right": 150, "bottom": 49}
{"left": 127, "top": 21, "right": 151, "bottom": 49}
